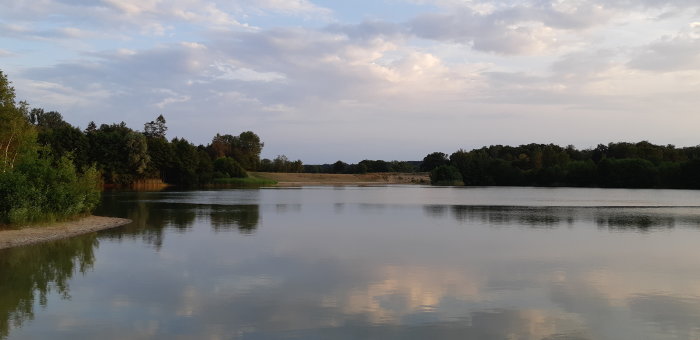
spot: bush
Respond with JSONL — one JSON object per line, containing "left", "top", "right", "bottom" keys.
{"left": 213, "top": 157, "right": 248, "bottom": 178}
{"left": 430, "top": 165, "right": 464, "bottom": 186}
{"left": 0, "top": 156, "right": 101, "bottom": 225}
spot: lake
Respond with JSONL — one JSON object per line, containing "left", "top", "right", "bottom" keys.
{"left": 3, "top": 186, "right": 700, "bottom": 339}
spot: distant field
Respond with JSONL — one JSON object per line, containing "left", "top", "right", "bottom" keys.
{"left": 251, "top": 172, "right": 429, "bottom": 186}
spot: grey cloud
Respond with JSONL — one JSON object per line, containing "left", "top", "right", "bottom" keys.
{"left": 627, "top": 33, "right": 700, "bottom": 72}
{"left": 407, "top": 13, "right": 549, "bottom": 54}
{"left": 551, "top": 50, "right": 618, "bottom": 79}
{"left": 404, "top": 2, "right": 613, "bottom": 54}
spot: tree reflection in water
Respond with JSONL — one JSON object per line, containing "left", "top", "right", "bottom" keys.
{"left": 96, "top": 192, "right": 261, "bottom": 248}
{"left": 423, "top": 205, "right": 700, "bottom": 232}
{"left": 0, "top": 234, "right": 97, "bottom": 338}
{"left": 0, "top": 191, "right": 262, "bottom": 339}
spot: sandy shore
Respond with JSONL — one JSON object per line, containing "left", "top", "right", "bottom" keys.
{"left": 0, "top": 216, "right": 132, "bottom": 250}
{"left": 252, "top": 172, "right": 430, "bottom": 186}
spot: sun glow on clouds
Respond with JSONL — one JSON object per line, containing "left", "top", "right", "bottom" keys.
{"left": 2, "top": 0, "right": 700, "bottom": 162}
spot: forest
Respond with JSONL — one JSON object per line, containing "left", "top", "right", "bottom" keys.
{"left": 0, "top": 70, "right": 287, "bottom": 224}
{"left": 425, "top": 143, "right": 700, "bottom": 188}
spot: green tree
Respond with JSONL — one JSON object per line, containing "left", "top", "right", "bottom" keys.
{"left": 233, "top": 131, "right": 263, "bottom": 170}
{"left": 420, "top": 152, "right": 449, "bottom": 172}
{"left": 0, "top": 71, "right": 35, "bottom": 173}
{"left": 332, "top": 160, "right": 347, "bottom": 174}
{"left": 143, "top": 114, "right": 168, "bottom": 139}
{"left": 430, "top": 165, "right": 464, "bottom": 186}
{"left": 87, "top": 123, "right": 150, "bottom": 184}
{"left": 213, "top": 157, "right": 247, "bottom": 178}
{"left": 31, "top": 112, "right": 90, "bottom": 170}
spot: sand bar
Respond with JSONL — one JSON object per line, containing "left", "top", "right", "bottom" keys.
{"left": 0, "top": 216, "right": 132, "bottom": 250}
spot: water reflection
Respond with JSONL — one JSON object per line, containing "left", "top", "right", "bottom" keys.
{"left": 96, "top": 192, "right": 261, "bottom": 248}
{"left": 0, "top": 235, "right": 97, "bottom": 338}
{"left": 209, "top": 205, "right": 260, "bottom": 234}
{"left": 423, "top": 205, "right": 700, "bottom": 231}
{"left": 4, "top": 188, "right": 700, "bottom": 339}
{"left": 628, "top": 294, "right": 700, "bottom": 336}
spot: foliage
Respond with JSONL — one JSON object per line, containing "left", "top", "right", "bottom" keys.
{"left": 143, "top": 114, "right": 167, "bottom": 139}
{"left": 208, "top": 131, "right": 263, "bottom": 170}
{"left": 420, "top": 152, "right": 449, "bottom": 172}
{"left": 86, "top": 122, "right": 150, "bottom": 185}
{"left": 213, "top": 157, "right": 247, "bottom": 178}
{"left": 258, "top": 155, "right": 304, "bottom": 173}
{"left": 424, "top": 141, "right": 700, "bottom": 189}
{"left": 303, "top": 159, "right": 417, "bottom": 174}
{"left": 0, "top": 156, "right": 101, "bottom": 225}
{"left": 430, "top": 165, "right": 464, "bottom": 186}
{"left": 0, "top": 70, "right": 100, "bottom": 225}
{"left": 30, "top": 109, "right": 90, "bottom": 170}
{"left": 0, "top": 71, "right": 36, "bottom": 173}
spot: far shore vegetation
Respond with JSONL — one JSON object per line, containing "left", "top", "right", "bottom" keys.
{"left": 3, "top": 68, "right": 700, "bottom": 226}
{"left": 423, "top": 143, "right": 700, "bottom": 189}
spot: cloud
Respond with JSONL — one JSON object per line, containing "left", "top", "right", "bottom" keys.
{"left": 247, "top": 0, "right": 332, "bottom": 17}
{"left": 5, "top": 0, "right": 700, "bottom": 161}
{"left": 406, "top": 3, "right": 614, "bottom": 55}
{"left": 627, "top": 24, "right": 700, "bottom": 72}
{"left": 0, "top": 0, "right": 330, "bottom": 42}
{"left": 0, "top": 23, "right": 102, "bottom": 41}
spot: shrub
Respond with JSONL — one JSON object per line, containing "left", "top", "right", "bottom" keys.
{"left": 0, "top": 156, "right": 101, "bottom": 225}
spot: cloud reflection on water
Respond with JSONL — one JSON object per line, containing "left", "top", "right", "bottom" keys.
{"left": 5, "top": 189, "right": 700, "bottom": 339}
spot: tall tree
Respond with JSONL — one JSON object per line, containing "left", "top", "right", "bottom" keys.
{"left": 0, "top": 71, "right": 35, "bottom": 172}
{"left": 420, "top": 152, "right": 449, "bottom": 172}
{"left": 143, "top": 114, "right": 168, "bottom": 139}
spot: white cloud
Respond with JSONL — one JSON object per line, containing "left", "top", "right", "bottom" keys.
{"left": 210, "top": 62, "right": 286, "bottom": 82}
{"left": 248, "top": 0, "right": 332, "bottom": 17}
{"left": 156, "top": 95, "right": 191, "bottom": 109}
{"left": 4, "top": 0, "right": 700, "bottom": 161}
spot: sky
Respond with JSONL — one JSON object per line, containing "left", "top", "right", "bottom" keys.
{"left": 1, "top": 0, "right": 699, "bottom": 163}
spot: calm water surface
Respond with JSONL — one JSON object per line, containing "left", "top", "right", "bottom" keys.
{"left": 3, "top": 186, "right": 700, "bottom": 339}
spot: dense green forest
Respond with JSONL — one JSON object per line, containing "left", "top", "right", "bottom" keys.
{"left": 424, "top": 143, "right": 700, "bottom": 189}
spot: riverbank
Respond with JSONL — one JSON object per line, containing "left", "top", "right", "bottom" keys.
{"left": 251, "top": 172, "right": 429, "bottom": 186}
{"left": 0, "top": 216, "right": 132, "bottom": 250}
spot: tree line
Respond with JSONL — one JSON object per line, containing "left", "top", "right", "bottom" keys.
{"left": 303, "top": 160, "right": 420, "bottom": 174}
{"left": 0, "top": 69, "right": 279, "bottom": 224}
{"left": 424, "top": 142, "right": 700, "bottom": 189}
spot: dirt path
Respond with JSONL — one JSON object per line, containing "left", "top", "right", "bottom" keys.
{"left": 0, "top": 216, "right": 132, "bottom": 250}
{"left": 252, "top": 172, "right": 430, "bottom": 186}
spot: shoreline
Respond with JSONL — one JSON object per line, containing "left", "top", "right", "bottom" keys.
{"left": 0, "top": 216, "right": 132, "bottom": 250}
{"left": 252, "top": 172, "right": 430, "bottom": 186}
